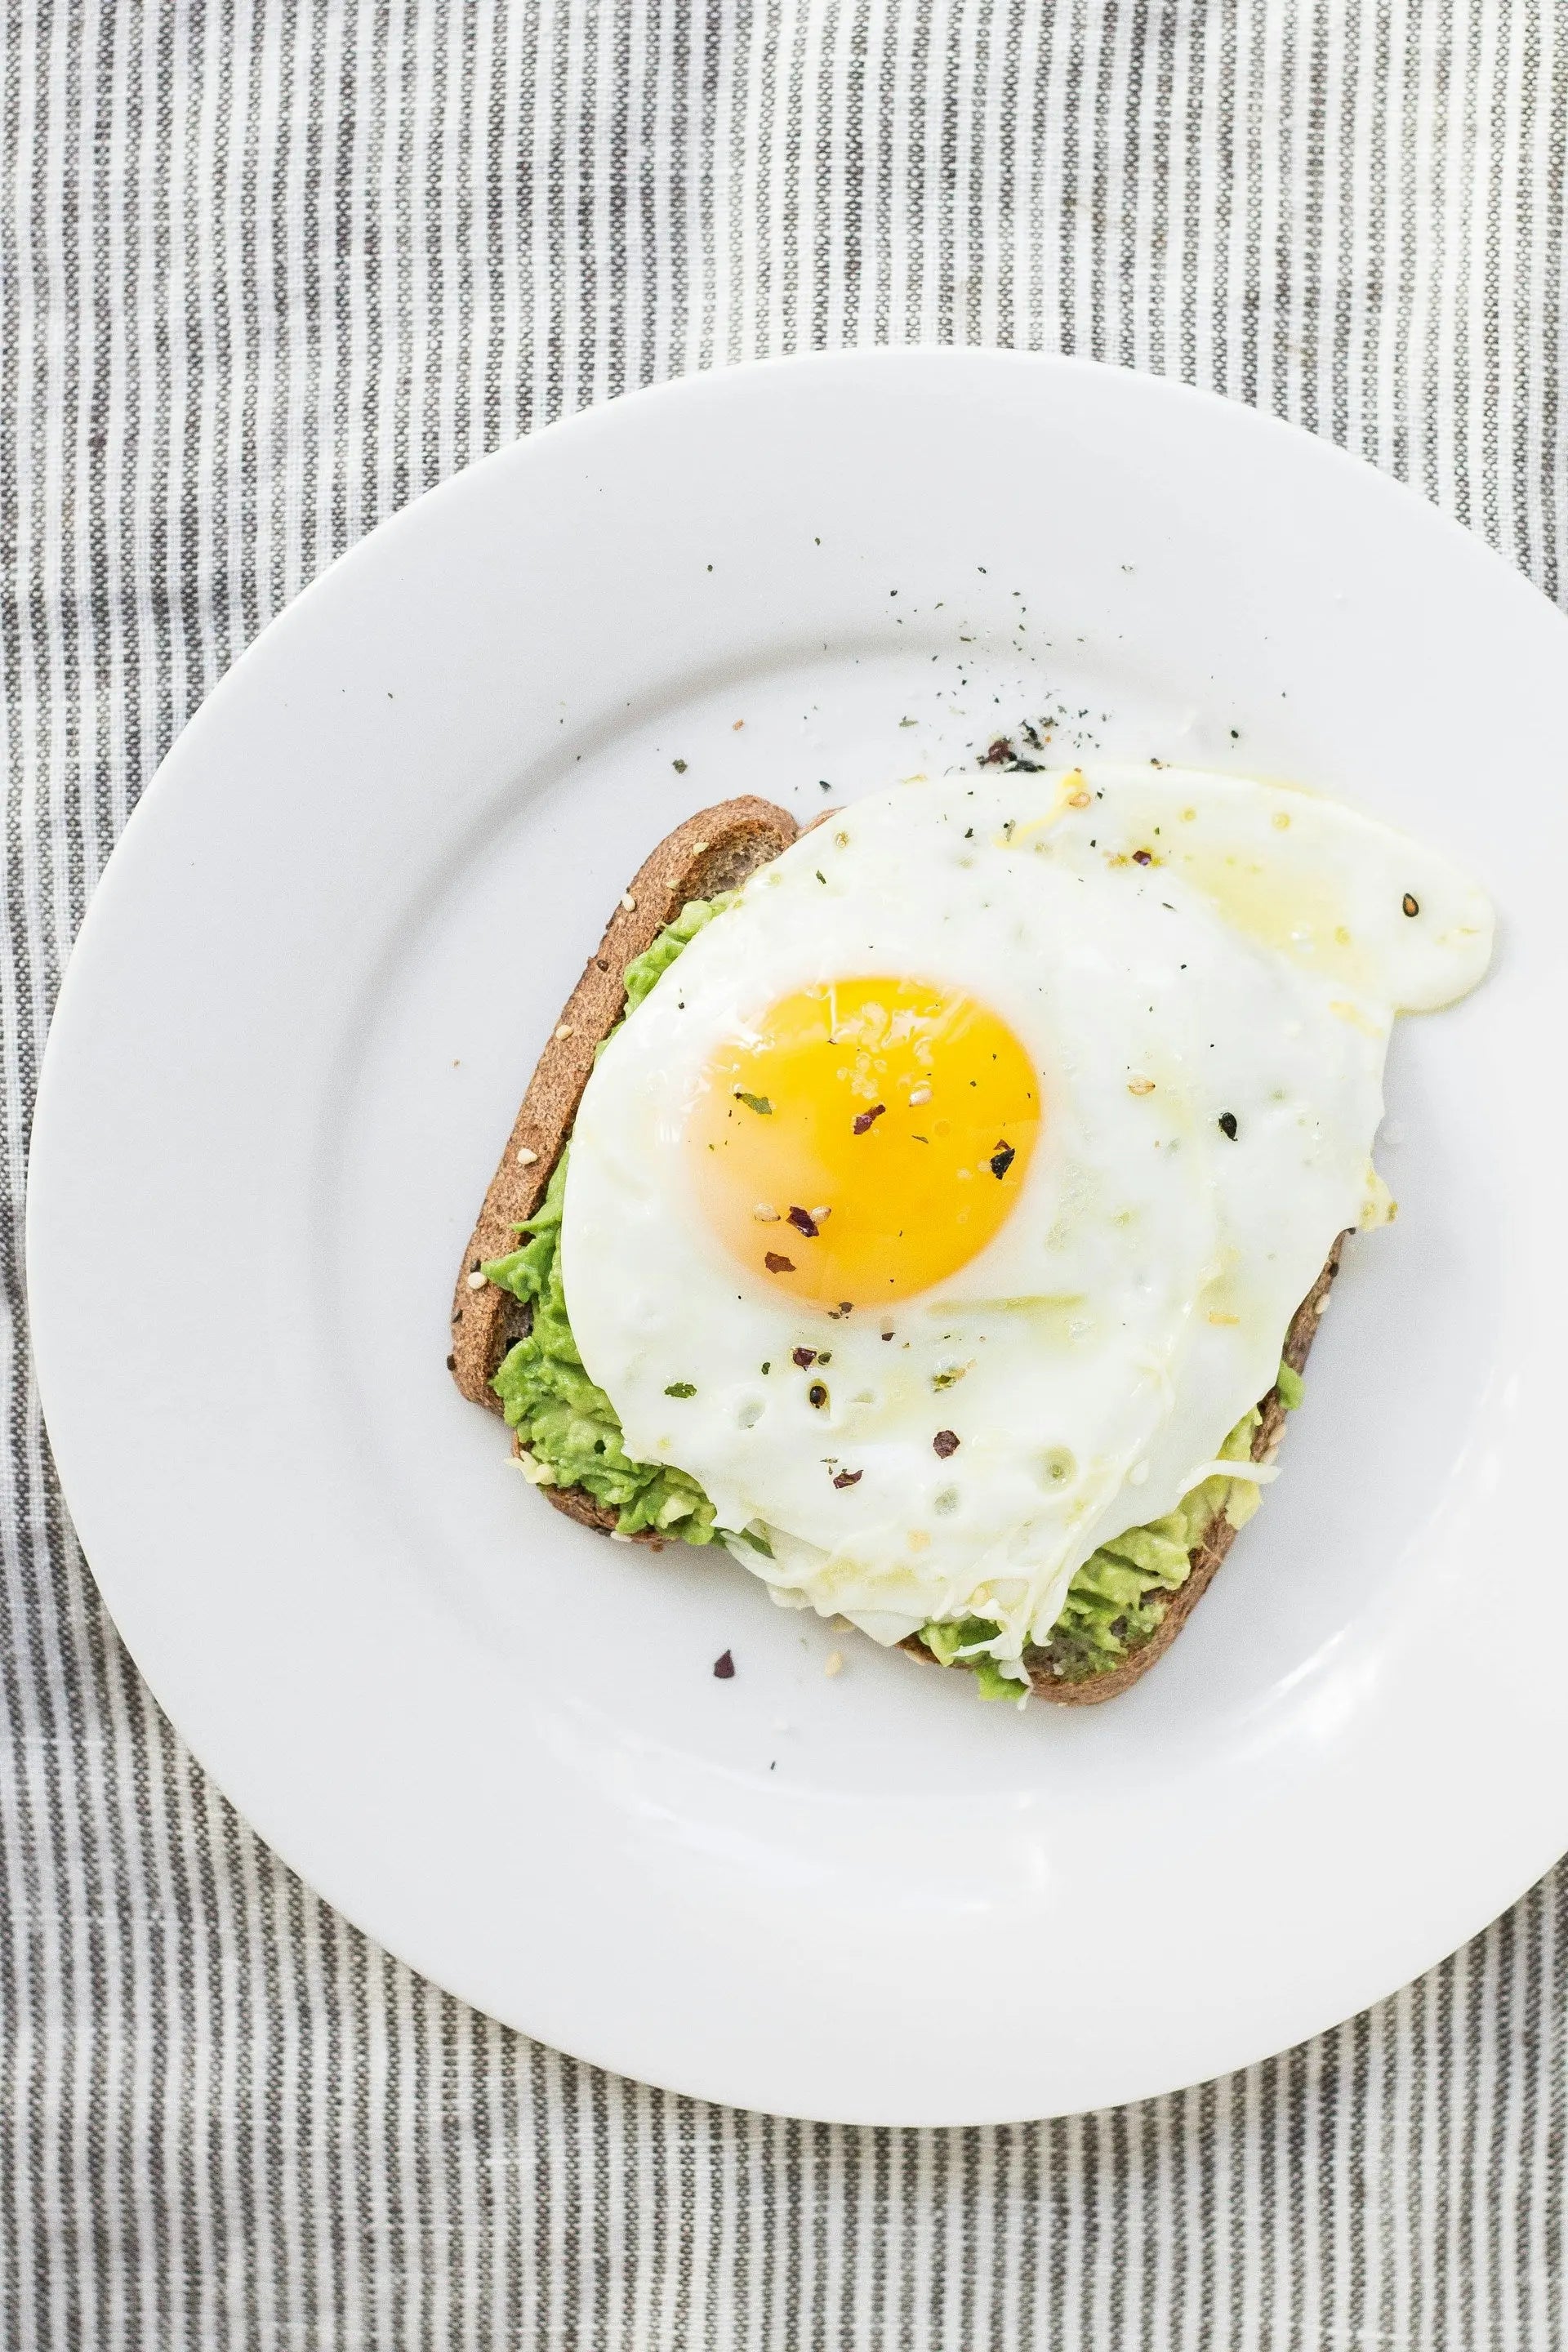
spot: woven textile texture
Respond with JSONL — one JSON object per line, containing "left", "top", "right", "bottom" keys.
{"left": 4, "top": 2, "right": 1566, "bottom": 2345}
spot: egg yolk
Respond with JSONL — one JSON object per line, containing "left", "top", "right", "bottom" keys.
{"left": 687, "top": 976, "right": 1041, "bottom": 1310}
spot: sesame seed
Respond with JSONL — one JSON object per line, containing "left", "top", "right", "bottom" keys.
{"left": 555, "top": 1023, "right": 573, "bottom": 1040}
{"left": 621, "top": 892, "right": 636, "bottom": 911}
{"left": 1067, "top": 788, "right": 1091, "bottom": 808}
{"left": 515, "top": 1145, "right": 538, "bottom": 1166}
{"left": 908, "top": 1083, "right": 932, "bottom": 1106}
{"left": 466, "top": 1271, "right": 487, "bottom": 1291}
{"left": 1127, "top": 1076, "right": 1156, "bottom": 1095}
{"left": 753, "top": 1204, "right": 780, "bottom": 1222}
{"left": 824, "top": 1651, "right": 844, "bottom": 1677}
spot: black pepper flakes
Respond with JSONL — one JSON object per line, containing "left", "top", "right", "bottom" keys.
{"left": 1218, "top": 1111, "right": 1239, "bottom": 1140}
{"left": 764, "top": 1251, "right": 795, "bottom": 1274}
{"left": 988, "top": 1142, "right": 1016, "bottom": 1180}
{"left": 808, "top": 1383, "right": 828, "bottom": 1410}
{"left": 712, "top": 1650, "right": 735, "bottom": 1679}
{"left": 933, "top": 1429, "right": 960, "bottom": 1458}
{"left": 787, "top": 1205, "right": 820, "bottom": 1237}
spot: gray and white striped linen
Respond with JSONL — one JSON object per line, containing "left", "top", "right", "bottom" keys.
{"left": 4, "top": 3, "right": 1565, "bottom": 2344}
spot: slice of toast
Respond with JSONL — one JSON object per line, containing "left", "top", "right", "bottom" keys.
{"left": 452, "top": 799, "right": 1343, "bottom": 1684}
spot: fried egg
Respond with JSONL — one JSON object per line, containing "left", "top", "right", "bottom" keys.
{"left": 560, "top": 765, "right": 1494, "bottom": 1668}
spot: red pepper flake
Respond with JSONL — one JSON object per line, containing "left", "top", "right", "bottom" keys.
{"left": 713, "top": 1650, "right": 735, "bottom": 1679}
{"left": 988, "top": 1142, "right": 1016, "bottom": 1180}
{"left": 832, "top": 1469, "right": 862, "bottom": 1489}
{"left": 982, "top": 735, "right": 1013, "bottom": 765}
{"left": 933, "top": 1429, "right": 960, "bottom": 1458}
{"left": 791, "top": 1347, "right": 817, "bottom": 1369}
{"left": 1133, "top": 849, "right": 1153, "bottom": 866}
{"left": 787, "top": 1205, "right": 820, "bottom": 1237}
{"left": 764, "top": 1252, "right": 795, "bottom": 1274}
{"left": 852, "top": 1102, "right": 886, "bottom": 1135}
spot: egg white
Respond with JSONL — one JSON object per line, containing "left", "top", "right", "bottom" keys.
{"left": 559, "top": 765, "right": 1494, "bottom": 1664}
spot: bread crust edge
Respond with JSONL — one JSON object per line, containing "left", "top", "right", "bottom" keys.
{"left": 448, "top": 796, "right": 800, "bottom": 1537}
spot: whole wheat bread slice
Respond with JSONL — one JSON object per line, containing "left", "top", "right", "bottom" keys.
{"left": 451, "top": 798, "right": 1345, "bottom": 1680}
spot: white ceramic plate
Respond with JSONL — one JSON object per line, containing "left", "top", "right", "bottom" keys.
{"left": 28, "top": 351, "right": 1568, "bottom": 2126}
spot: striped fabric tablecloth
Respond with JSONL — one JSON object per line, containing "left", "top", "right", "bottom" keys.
{"left": 4, "top": 4, "right": 1564, "bottom": 2345}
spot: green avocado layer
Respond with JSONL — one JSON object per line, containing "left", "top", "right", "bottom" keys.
{"left": 482, "top": 894, "right": 1300, "bottom": 1690}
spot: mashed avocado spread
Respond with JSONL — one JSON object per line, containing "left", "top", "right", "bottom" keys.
{"left": 482, "top": 895, "right": 1300, "bottom": 1694}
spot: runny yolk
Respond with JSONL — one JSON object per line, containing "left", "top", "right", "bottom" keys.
{"left": 687, "top": 976, "right": 1041, "bottom": 1311}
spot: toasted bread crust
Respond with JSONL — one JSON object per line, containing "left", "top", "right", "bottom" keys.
{"left": 454, "top": 802, "right": 1348, "bottom": 1684}
{"left": 449, "top": 799, "right": 800, "bottom": 1538}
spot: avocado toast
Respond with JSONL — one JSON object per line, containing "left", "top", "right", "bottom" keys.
{"left": 451, "top": 795, "right": 1343, "bottom": 1704}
